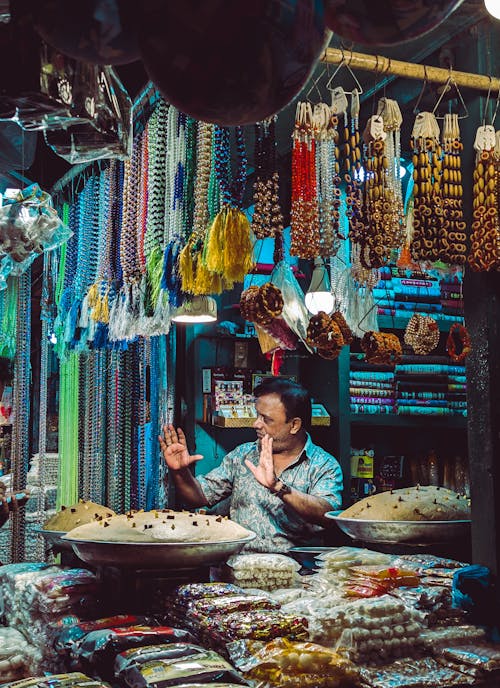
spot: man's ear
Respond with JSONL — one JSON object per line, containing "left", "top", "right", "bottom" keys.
{"left": 290, "top": 417, "right": 302, "bottom": 435}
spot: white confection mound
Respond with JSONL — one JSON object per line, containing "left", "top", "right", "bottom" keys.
{"left": 341, "top": 485, "right": 471, "bottom": 521}
{"left": 63, "top": 509, "right": 252, "bottom": 543}
{"left": 43, "top": 500, "right": 116, "bottom": 531}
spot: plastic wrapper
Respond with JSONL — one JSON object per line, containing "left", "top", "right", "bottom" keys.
{"left": 392, "top": 554, "right": 467, "bottom": 572}
{"left": 0, "top": 626, "right": 34, "bottom": 682}
{"left": 226, "top": 554, "right": 301, "bottom": 591}
{"left": 269, "top": 261, "right": 313, "bottom": 351}
{"left": 345, "top": 565, "right": 420, "bottom": 598}
{"left": 316, "top": 547, "right": 392, "bottom": 579}
{"left": 420, "top": 625, "right": 487, "bottom": 649}
{"left": 358, "top": 656, "right": 477, "bottom": 687}
{"left": 198, "top": 609, "right": 309, "bottom": 647}
{"left": 329, "top": 596, "right": 424, "bottom": 663}
{"left": 228, "top": 637, "right": 359, "bottom": 688}
{"left": 33, "top": 568, "right": 101, "bottom": 617}
{"left": 73, "top": 626, "right": 196, "bottom": 678}
{"left": 389, "top": 585, "right": 455, "bottom": 627}
{"left": 52, "top": 615, "right": 153, "bottom": 659}
{"left": 0, "top": 673, "right": 111, "bottom": 688}
{"left": 434, "top": 642, "right": 500, "bottom": 673}
{"left": 172, "top": 583, "right": 244, "bottom": 604}
{"left": 268, "top": 588, "right": 306, "bottom": 606}
{"left": 114, "top": 643, "right": 247, "bottom": 688}
{"left": 186, "top": 594, "right": 279, "bottom": 619}
{"left": 0, "top": 185, "right": 72, "bottom": 282}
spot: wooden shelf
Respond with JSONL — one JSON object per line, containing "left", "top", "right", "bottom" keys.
{"left": 350, "top": 413, "right": 467, "bottom": 428}
{"left": 199, "top": 416, "right": 331, "bottom": 429}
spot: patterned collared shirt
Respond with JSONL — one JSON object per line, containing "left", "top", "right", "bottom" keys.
{"left": 196, "top": 434, "right": 343, "bottom": 553}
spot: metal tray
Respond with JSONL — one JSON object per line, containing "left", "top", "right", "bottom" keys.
{"left": 34, "top": 528, "right": 74, "bottom": 551}
{"left": 63, "top": 531, "right": 256, "bottom": 569}
{"left": 325, "top": 514, "right": 471, "bottom": 545}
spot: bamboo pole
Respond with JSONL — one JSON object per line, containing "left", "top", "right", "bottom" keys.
{"left": 321, "top": 47, "right": 500, "bottom": 93}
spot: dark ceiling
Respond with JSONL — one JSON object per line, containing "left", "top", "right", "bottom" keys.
{"left": 0, "top": 0, "right": 494, "bottom": 196}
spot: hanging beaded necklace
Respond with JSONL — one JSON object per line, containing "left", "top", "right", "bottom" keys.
{"left": 440, "top": 113, "right": 466, "bottom": 265}
{"left": 252, "top": 117, "right": 284, "bottom": 240}
{"left": 9, "top": 270, "right": 31, "bottom": 562}
{"left": 290, "top": 101, "right": 321, "bottom": 259}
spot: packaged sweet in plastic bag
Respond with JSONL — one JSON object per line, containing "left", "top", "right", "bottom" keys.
{"left": 186, "top": 594, "right": 279, "bottom": 620}
{"left": 172, "top": 583, "right": 244, "bottom": 604}
{"left": 74, "top": 626, "right": 196, "bottom": 678}
{"left": 0, "top": 672, "right": 111, "bottom": 688}
{"left": 226, "top": 554, "right": 301, "bottom": 591}
{"left": 358, "top": 656, "right": 477, "bottom": 687}
{"left": 52, "top": 615, "right": 152, "bottom": 659}
{"left": 227, "top": 636, "right": 359, "bottom": 688}
{"left": 114, "top": 643, "right": 247, "bottom": 688}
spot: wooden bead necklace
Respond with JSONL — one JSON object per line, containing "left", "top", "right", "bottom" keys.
{"left": 252, "top": 117, "right": 284, "bottom": 240}
{"left": 439, "top": 113, "right": 466, "bottom": 265}
{"left": 404, "top": 313, "right": 440, "bottom": 355}
{"left": 469, "top": 131, "right": 500, "bottom": 271}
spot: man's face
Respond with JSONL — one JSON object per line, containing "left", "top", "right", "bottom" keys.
{"left": 253, "top": 392, "right": 295, "bottom": 452}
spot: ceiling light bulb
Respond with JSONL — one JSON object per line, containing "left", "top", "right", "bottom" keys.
{"left": 485, "top": 0, "right": 500, "bottom": 19}
{"left": 305, "top": 257, "right": 334, "bottom": 315}
{"left": 172, "top": 295, "right": 218, "bottom": 323}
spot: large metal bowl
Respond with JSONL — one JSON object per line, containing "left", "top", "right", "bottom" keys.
{"left": 63, "top": 531, "right": 256, "bottom": 569}
{"left": 326, "top": 514, "right": 471, "bottom": 545}
{"left": 34, "top": 527, "right": 74, "bottom": 551}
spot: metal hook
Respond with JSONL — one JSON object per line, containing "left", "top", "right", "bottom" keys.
{"left": 482, "top": 76, "right": 493, "bottom": 127}
{"left": 326, "top": 47, "right": 363, "bottom": 95}
{"left": 432, "top": 71, "right": 468, "bottom": 120}
{"left": 491, "top": 81, "right": 500, "bottom": 126}
{"left": 305, "top": 65, "right": 328, "bottom": 103}
{"left": 413, "top": 65, "right": 430, "bottom": 115}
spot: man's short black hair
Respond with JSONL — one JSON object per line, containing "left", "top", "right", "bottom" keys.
{"left": 253, "top": 377, "right": 311, "bottom": 430}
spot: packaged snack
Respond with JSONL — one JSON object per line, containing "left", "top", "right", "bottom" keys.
{"left": 114, "top": 643, "right": 246, "bottom": 688}
{"left": 228, "top": 636, "right": 359, "bottom": 687}
{"left": 52, "top": 616, "right": 151, "bottom": 658}
{"left": 172, "top": 583, "right": 244, "bottom": 603}
{"left": 0, "top": 626, "right": 33, "bottom": 682}
{"left": 186, "top": 594, "right": 279, "bottom": 619}
{"left": 0, "top": 673, "right": 110, "bottom": 688}
{"left": 74, "top": 626, "right": 196, "bottom": 678}
{"left": 358, "top": 656, "right": 477, "bottom": 687}
{"left": 226, "top": 554, "right": 301, "bottom": 591}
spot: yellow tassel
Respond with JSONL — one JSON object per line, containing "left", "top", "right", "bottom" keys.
{"left": 223, "top": 207, "right": 254, "bottom": 282}
{"left": 194, "top": 262, "right": 223, "bottom": 295}
{"left": 179, "top": 243, "right": 195, "bottom": 293}
{"left": 205, "top": 208, "right": 227, "bottom": 274}
{"left": 87, "top": 282, "right": 99, "bottom": 308}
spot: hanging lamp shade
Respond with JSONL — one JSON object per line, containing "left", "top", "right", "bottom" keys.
{"left": 172, "top": 295, "right": 218, "bottom": 324}
{"left": 26, "top": 0, "right": 140, "bottom": 64}
{"left": 137, "top": 0, "right": 330, "bottom": 126}
{"left": 305, "top": 257, "right": 334, "bottom": 315}
{"left": 323, "top": 0, "right": 465, "bottom": 46}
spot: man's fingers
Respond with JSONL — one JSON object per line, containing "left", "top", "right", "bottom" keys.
{"left": 192, "top": 454, "right": 204, "bottom": 463}
{"left": 244, "top": 459, "right": 258, "bottom": 476}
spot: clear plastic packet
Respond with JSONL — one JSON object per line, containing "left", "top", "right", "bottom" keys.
{"left": 435, "top": 643, "right": 500, "bottom": 673}
{"left": 270, "top": 261, "right": 313, "bottom": 351}
{"left": 392, "top": 554, "right": 467, "bottom": 572}
{"left": 316, "top": 547, "right": 392, "bottom": 572}
{"left": 0, "top": 626, "right": 32, "bottom": 682}
{"left": 73, "top": 626, "right": 196, "bottom": 679}
{"left": 0, "top": 673, "right": 111, "bottom": 688}
{"left": 226, "top": 554, "right": 301, "bottom": 591}
{"left": 420, "top": 625, "right": 487, "bottom": 649}
{"left": 114, "top": 643, "right": 246, "bottom": 688}
{"left": 227, "top": 636, "right": 358, "bottom": 688}
{"left": 358, "top": 656, "right": 477, "bottom": 687}
{"left": 268, "top": 588, "right": 305, "bottom": 606}
{"left": 344, "top": 565, "right": 420, "bottom": 598}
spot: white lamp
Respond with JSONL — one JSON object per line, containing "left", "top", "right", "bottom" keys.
{"left": 305, "top": 257, "right": 335, "bottom": 315}
{"left": 172, "top": 295, "right": 218, "bottom": 323}
{"left": 484, "top": 0, "right": 500, "bottom": 19}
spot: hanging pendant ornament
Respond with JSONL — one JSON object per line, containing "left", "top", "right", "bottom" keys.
{"left": 252, "top": 117, "right": 284, "bottom": 240}
{"left": 137, "top": 1, "right": 330, "bottom": 126}
{"left": 323, "top": 0, "right": 465, "bottom": 47}
{"left": 409, "top": 111, "right": 442, "bottom": 263}
{"left": 440, "top": 113, "right": 466, "bottom": 265}
{"left": 469, "top": 124, "right": 500, "bottom": 271}
{"left": 204, "top": 126, "right": 254, "bottom": 285}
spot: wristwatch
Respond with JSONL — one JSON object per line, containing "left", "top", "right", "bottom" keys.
{"left": 270, "top": 479, "right": 292, "bottom": 499}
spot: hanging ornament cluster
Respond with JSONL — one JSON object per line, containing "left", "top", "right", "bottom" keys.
{"left": 404, "top": 313, "right": 440, "bottom": 355}
{"left": 361, "top": 331, "right": 403, "bottom": 365}
{"left": 469, "top": 125, "right": 500, "bottom": 271}
{"left": 440, "top": 113, "right": 467, "bottom": 264}
{"left": 252, "top": 118, "right": 284, "bottom": 240}
{"left": 306, "top": 310, "right": 353, "bottom": 360}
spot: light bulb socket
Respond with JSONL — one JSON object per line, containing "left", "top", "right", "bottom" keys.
{"left": 305, "top": 258, "right": 334, "bottom": 315}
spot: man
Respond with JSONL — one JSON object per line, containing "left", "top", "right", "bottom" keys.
{"left": 159, "top": 377, "right": 343, "bottom": 552}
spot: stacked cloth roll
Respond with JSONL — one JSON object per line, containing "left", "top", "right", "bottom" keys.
{"left": 350, "top": 362, "right": 396, "bottom": 415}
{"left": 394, "top": 356, "right": 466, "bottom": 417}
